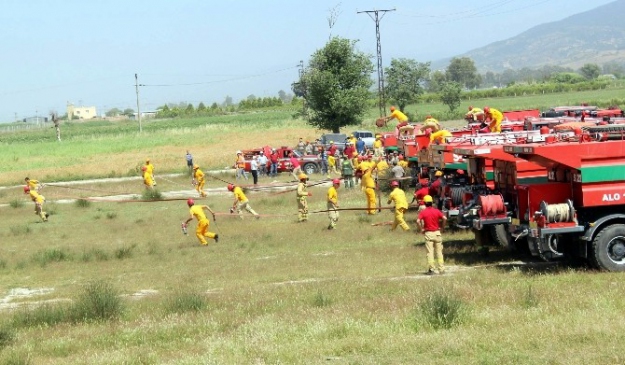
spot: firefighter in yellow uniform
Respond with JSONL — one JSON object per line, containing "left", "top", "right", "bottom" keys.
{"left": 144, "top": 158, "right": 155, "bottom": 186}
{"left": 484, "top": 106, "right": 503, "bottom": 133}
{"left": 192, "top": 164, "right": 207, "bottom": 197}
{"left": 296, "top": 173, "right": 311, "bottom": 222}
{"left": 142, "top": 166, "right": 154, "bottom": 189}
{"left": 385, "top": 106, "right": 409, "bottom": 128}
{"left": 387, "top": 180, "right": 409, "bottom": 231}
{"left": 466, "top": 106, "right": 484, "bottom": 122}
{"left": 24, "top": 186, "right": 48, "bottom": 222}
{"left": 327, "top": 179, "right": 340, "bottom": 230}
{"left": 183, "top": 198, "right": 218, "bottom": 245}
{"left": 327, "top": 154, "right": 339, "bottom": 175}
{"left": 420, "top": 115, "right": 440, "bottom": 133}
{"left": 24, "top": 177, "right": 44, "bottom": 191}
{"left": 430, "top": 129, "right": 453, "bottom": 143}
{"left": 361, "top": 159, "right": 378, "bottom": 215}
{"left": 227, "top": 184, "right": 259, "bottom": 219}
{"left": 376, "top": 156, "right": 389, "bottom": 173}
{"left": 398, "top": 155, "right": 409, "bottom": 169}
{"left": 373, "top": 135, "right": 384, "bottom": 157}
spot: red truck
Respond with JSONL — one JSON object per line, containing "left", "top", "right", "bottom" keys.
{"left": 240, "top": 146, "right": 322, "bottom": 175}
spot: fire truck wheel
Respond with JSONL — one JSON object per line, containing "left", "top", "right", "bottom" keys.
{"left": 303, "top": 163, "right": 317, "bottom": 175}
{"left": 591, "top": 224, "right": 625, "bottom": 272}
{"left": 490, "top": 224, "right": 513, "bottom": 249}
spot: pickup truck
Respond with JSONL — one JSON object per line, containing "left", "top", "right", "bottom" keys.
{"left": 241, "top": 146, "right": 321, "bottom": 175}
{"left": 351, "top": 130, "right": 375, "bottom": 148}
{"left": 320, "top": 133, "right": 348, "bottom": 153}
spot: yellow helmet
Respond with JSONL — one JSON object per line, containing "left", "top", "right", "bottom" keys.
{"left": 435, "top": 170, "right": 443, "bottom": 177}
{"left": 423, "top": 195, "right": 433, "bottom": 203}
{"left": 298, "top": 173, "right": 308, "bottom": 181}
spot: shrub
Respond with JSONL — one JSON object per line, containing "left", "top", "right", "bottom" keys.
{"left": 75, "top": 199, "right": 91, "bottom": 208}
{"left": 71, "top": 281, "right": 124, "bottom": 322}
{"left": 312, "top": 290, "right": 332, "bottom": 307}
{"left": 32, "top": 248, "right": 72, "bottom": 267}
{"left": 9, "top": 199, "right": 23, "bottom": 208}
{"left": 418, "top": 290, "right": 466, "bottom": 330}
{"left": 12, "top": 304, "right": 71, "bottom": 328}
{"left": 114, "top": 244, "right": 136, "bottom": 260}
{"left": 163, "top": 291, "right": 208, "bottom": 314}
{"left": 0, "top": 326, "right": 16, "bottom": 349}
{"left": 9, "top": 225, "right": 31, "bottom": 236}
{"left": 141, "top": 189, "right": 163, "bottom": 201}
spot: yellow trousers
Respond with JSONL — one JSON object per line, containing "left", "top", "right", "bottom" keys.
{"left": 196, "top": 180, "right": 206, "bottom": 197}
{"left": 327, "top": 202, "right": 339, "bottom": 228}
{"left": 298, "top": 197, "right": 308, "bottom": 222}
{"left": 365, "top": 188, "right": 377, "bottom": 215}
{"left": 392, "top": 207, "right": 410, "bottom": 231}
{"left": 35, "top": 203, "right": 47, "bottom": 222}
{"left": 237, "top": 200, "right": 258, "bottom": 218}
{"left": 196, "top": 219, "right": 216, "bottom": 245}
{"left": 424, "top": 230, "right": 444, "bottom": 271}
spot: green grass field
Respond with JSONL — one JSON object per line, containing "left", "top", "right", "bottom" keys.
{"left": 1, "top": 88, "right": 625, "bottom": 363}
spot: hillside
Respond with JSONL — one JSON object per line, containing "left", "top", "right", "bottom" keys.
{"left": 436, "top": 0, "right": 625, "bottom": 72}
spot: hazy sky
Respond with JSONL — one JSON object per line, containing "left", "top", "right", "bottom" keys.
{"left": 0, "top": 0, "right": 614, "bottom": 122}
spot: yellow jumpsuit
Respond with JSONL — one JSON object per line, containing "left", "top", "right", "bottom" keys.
{"left": 487, "top": 108, "right": 504, "bottom": 133}
{"left": 420, "top": 117, "right": 440, "bottom": 132}
{"left": 145, "top": 162, "right": 155, "bottom": 185}
{"left": 189, "top": 205, "right": 216, "bottom": 245}
{"left": 389, "top": 109, "right": 409, "bottom": 125}
{"left": 362, "top": 164, "right": 377, "bottom": 215}
{"left": 143, "top": 171, "right": 154, "bottom": 189}
{"left": 328, "top": 155, "right": 339, "bottom": 174}
{"left": 373, "top": 139, "right": 384, "bottom": 157}
{"left": 467, "top": 107, "right": 484, "bottom": 121}
{"left": 387, "top": 187, "right": 410, "bottom": 231}
{"left": 327, "top": 185, "right": 339, "bottom": 229}
{"left": 233, "top": 186, "right": 259, "bottom": 218}
{"left": 193, "top": 168, "right": 207, "bottom": 197}
{"left": 29, "top": 190, "right": 47, "bottom": 222}
{"left": 430, "top": 130, "right": 452, "bottom": 143}
{"left": 26, "top": 179, "right": 42, "bottom": 191}
{"left": 296, "top": 182, "right": 309, "bottom": 222}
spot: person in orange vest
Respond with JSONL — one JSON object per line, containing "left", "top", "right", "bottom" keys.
{"left": 182, "top": 199, "right": 218, "bottom": 245}
{"left": 235, "top": 151, "right": 248, "bottom": 180}
{"left": 417, "top": 194, "right": 447, "bottom": 275}
{"left": 387, "top": 180, "right": 410, "bottom": 231}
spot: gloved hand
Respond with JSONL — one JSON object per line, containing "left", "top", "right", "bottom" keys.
{"left": 308, "top": 192, "right": 312, "bottom": 196}
{"left": 229, "top": 207, "right": 235, "bottom": 214}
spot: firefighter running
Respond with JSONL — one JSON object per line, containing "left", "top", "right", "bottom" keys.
{"left": 24, "top": 185, "right": 48, "bottom": 222}
{"left": 227, "top": 184, "right": 260, "bottom": 219}
{"left": 183, "top": 198, "right": 219, "bottom": 246}
{"left": 387, "top": 180, "right": 410, "bottom": 231}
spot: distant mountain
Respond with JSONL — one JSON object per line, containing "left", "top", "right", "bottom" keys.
{"left": 434, "top": 0, "right": 625, "bottom": 72}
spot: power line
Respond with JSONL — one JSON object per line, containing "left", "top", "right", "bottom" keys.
{"left": 139, "top": 66, "right": 297, "bottom": 87}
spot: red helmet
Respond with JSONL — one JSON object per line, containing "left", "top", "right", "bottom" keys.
{"left": 187, "top": 198, "right": 194, "bottom": 206}
{"left": 484, "top": 106, "right": 490, "bottom": 113}
{"left": 398, "top": 154, "right": 404, "bottom": 160}
{"left": 390, "top": 106, "right": 396, "bottom": 112}
{"left": 141, "top": 166, "right": 147, "bottom": 171}
{"left": 23, "top": 185, "right": 30, "bottom": 193}
{"left": 390, "top": 181, "right": 399, "bottom": 187}
{"left": 227, "top": 184, "right": 234, "bottom": 191}
{"left": 456, "top": 169, "right": 465, "bottom": 175}
{"left": 332, "top": 178, "right": 341, "bottom": 185}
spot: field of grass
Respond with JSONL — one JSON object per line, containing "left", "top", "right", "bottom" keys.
{"left": 1, "top": 88, "right": 625, "bottom": 363}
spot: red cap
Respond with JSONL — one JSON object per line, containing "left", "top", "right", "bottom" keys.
{"left": 227, "top": 184, "right": 234, "bottom": 191}
{"left": 332, "top": 178, "right": 341, "bottom": 185}
{"left": 187, "top": 198, "right": 194, "bottom": 206}
{"left": 391, "top": 181, "right": 399, "bottom": 187}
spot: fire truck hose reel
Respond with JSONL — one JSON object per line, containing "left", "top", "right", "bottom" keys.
{"left": 539, "top": 200, "right": 574, "bottom": 223}
{"left": 479, "top": 194, "right": 506, "bottom": 216}
{"left": 449, "top": 186, "right": 464, "bottom": 207}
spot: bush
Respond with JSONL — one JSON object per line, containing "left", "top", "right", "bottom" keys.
{"left": 9, "top": 199, "right": 23, "bottom": 209}
{"left": 163, "top": 291, "right": 208, "bottom": 314}
{"left": 141, "top": 189, "right": 163, "bottom": 201}
{"left": 32, "top": 248, "right": 73, "bottom": 267}
{"left": 0, "top": 326, "right": 16, "bottom": 349}
{"left": 418, "top": 290, "right": 466, "bottom": 330}
{"left": 72, "top": 281, "right": 124, "bottom": 322}
{"left": 75, "top": 199, "right": 91, "bottom": 208}
{"left": 12, "top": 304, "right": 71, "bottom": 328}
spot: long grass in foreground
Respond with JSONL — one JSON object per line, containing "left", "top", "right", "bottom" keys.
{"left": 0, "top": 177, "right": 624, "bottom": 363}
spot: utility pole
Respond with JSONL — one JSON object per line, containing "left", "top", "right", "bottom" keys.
{"left": 135, "top": 73, "right": 142, "bottom": 133}
{"left": 297, "top": 60, "right": 306, "bottom": 118}
{"left": 358, "top": 8, "right": 395, "bottom": 118}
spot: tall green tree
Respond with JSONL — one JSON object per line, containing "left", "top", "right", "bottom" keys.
{"left": 384, "top": 58, "right": 430, "bottom": 111}
{"left": 446, "top": 57, "right": 482, "bottom": 89}
{"left": 299, "top": 37, "right": 373, "bottom": 133}
{"left": 579, "top": 63, "right": 601, "bottom": 80}
{"left": 428, "top": 70, "right": 447, "bottom": 93}
{"left": 440, "top": 82, "right": 462, "bottom": 112}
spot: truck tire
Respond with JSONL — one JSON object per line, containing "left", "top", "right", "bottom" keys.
{"left": 591, "top": 224, "right": 625, "bottom": 272}
{"left": 472, "top": 228, "right": 491, "bottom": 246}
{"left": 490, "top": 224, "right": 513, "bottom": 249}
{"left": 303, "top": 163, "right": 317, "bottom": 175}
